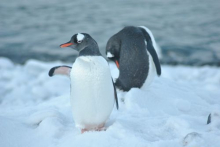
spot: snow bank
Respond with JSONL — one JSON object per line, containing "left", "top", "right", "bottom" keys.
{"left": 0, "top": 57, "right": 220, "bottom": 147}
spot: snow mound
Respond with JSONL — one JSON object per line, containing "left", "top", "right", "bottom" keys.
{"left": 0, "top": 57, "right": 220, "bottom": 147}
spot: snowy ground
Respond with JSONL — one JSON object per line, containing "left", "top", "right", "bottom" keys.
{"left": 0, "top": 57, "right": 220, "bottom": 147}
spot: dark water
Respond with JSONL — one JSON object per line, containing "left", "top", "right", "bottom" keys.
{"left": 0, "top": 0, "right": 220, "bottom": 65}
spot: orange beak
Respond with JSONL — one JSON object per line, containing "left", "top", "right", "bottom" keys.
{"left": 60, "top": 42, "right": 73, "bottom": 48}
{"left": 115, "top": 60, "right": 119, "bottom": 69}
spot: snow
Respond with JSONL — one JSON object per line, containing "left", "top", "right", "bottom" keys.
{"left": 0, "top": 57, "right": 220, "bottom": 147}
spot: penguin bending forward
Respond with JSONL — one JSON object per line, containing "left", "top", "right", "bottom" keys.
{"left": 106, "top": 26, "right": 161, "bottom": 91}
{"left": 49, "top": 33, "right": 118, "bottom": 133}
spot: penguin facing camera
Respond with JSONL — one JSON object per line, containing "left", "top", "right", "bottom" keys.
{"left": 106, "top": 26, "right": 161, "bottom": 91}
{"left": 49, "top": 33, "right": 118, "bottom": 133}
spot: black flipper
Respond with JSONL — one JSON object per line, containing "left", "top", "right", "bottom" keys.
{"left": 147, "top": 40, "right": 161, "bottom": 76}
{"left": 48, "top": 66, "right": 72, "bottom": 77}
{"left": 207, "top": 113, "right": 211, "bottom": 124}
{"left": 112, "top": 78, "right": 119, "bottom": 110}
{"left": 139, "top": 28, "right": 161, "bottom": 76}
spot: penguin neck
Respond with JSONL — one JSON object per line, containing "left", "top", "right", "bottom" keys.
{"left": 79, "top": 46, "right": 102, "bottom": 56}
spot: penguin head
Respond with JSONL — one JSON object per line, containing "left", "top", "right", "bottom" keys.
{"left": 106, "top": 36, "right": 120, "bottom": 68}
{"left": 106, "top": 36, "right": 120, "bottom": 61}
{"left": 60, "top": 33, "right": 98, "bottom": 53}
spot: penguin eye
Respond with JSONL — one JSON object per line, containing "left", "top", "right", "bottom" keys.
{"left": 77, "top": 40, "right": 82, "bottom": 44}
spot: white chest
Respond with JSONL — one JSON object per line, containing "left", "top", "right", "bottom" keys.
{"left": 69, "top": 56, "right": 114, "bottom": 129}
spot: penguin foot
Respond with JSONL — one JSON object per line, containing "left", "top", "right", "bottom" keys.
{"left": 81, "top": 124, "right": 106, "bottom": 134}
{"left": 81, "top": 128, "right": 88, "bottom": 134}
{"left": 81, "top": 127, "right": 106, "bottom": 134}
{"left": 96, "top": 127, "right": 107, "bottom": 132}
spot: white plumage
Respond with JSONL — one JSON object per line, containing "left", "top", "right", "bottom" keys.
{"left": 141, "top": 50, "right": 156, "bottom": 89}
{"left": 77, "top": 33, "right": 85, "bottom": 42}
{"left": 70, "top": 56, "right": 114, "bottom": 129}
{"left": 107, "top": 52, "right": 114, "bottom": 58}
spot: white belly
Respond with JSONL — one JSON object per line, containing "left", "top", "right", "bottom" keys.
{"left": 70, "top": 56, "right": 114, "bottom": 129}
{"left": 142, "top": 51, "right": 156, "bottom": 88}
{"left": 141, "top": 40, "right": 157, "bottom": 89}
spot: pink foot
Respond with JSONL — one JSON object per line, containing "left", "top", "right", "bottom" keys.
{"left": 81, "top": 128, "right": 88, "bottom": 134}
{"left": 95, "top": 127, "right": 106, "bottom": 132}
{"left": 81, "top": 123, "right": 106, "bottom": 134}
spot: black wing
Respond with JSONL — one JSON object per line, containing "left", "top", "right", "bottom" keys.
{"left": 112, "top": 78, "right": 119, "bottom": 110}
{"left": 147, "top": 40, "right": 161, "bottom": 76}
{"left": 48, "top": 65, "right": 72, "bottom": 77}
{"left": 140, "top": 27, "right": 161, "bottom": 76}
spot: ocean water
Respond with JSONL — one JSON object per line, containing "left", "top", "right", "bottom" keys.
{"left": 0, "top": 0, "right": 220, "bottom": 65}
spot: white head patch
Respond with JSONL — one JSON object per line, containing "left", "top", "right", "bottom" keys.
{"left": 77, "top": 33, "right": 85, "bottom": 42}
{"left": 107, "top": 52, "right": 114, "bottom": 58}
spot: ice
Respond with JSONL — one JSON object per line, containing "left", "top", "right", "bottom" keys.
{"left": 0, "top": 57, "right": 220, "bottom": 147}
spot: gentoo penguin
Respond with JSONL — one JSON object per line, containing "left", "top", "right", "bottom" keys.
{"left": 106, "top": 26, "right": 161, "bottom": 91}
{"left": 48, "top": 33, "right": 118, "bottom": 133}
